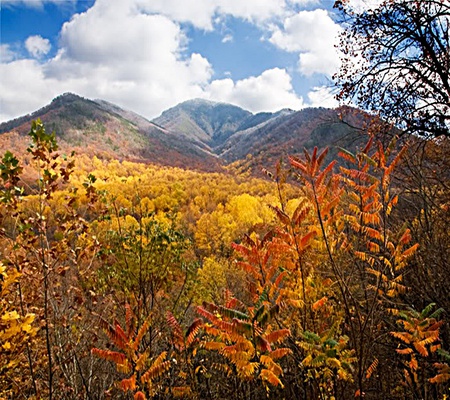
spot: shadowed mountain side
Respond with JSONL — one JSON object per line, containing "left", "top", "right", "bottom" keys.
{"left": 151, "top": 99, "right": 373, "bottom": 174}
{"left": 217, "top": 107, "right": 371, "bottom": 174}
{"left": 0, "top": 93, "right": 222, "bottom": 171}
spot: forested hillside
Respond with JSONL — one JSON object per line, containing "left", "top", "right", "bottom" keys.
{"left": 1, "top": 1, "right": 449, "bottom": 398}
{"left": 1, "top": 118, "right": 449, "bottom": 399}
{"left": 0, "top": 93, "right": 373, "bottom": 175}
{"left": 0, "top": 93, "right": 221, "bottom": 172}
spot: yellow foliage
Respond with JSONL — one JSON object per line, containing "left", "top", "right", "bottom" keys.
{"left": 195, "top": 256, "right": 228, "bottom": 303}
{"left": 0, "top": 264, "right": 38, "bottom": 393}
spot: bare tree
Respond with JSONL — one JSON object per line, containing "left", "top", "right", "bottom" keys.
{"left": 334, "top": 0, "right": 450, "bottom": 138}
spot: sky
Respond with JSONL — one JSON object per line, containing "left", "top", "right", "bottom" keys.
{"left": 0, "top": 0, "right": 375, "bottom": 123}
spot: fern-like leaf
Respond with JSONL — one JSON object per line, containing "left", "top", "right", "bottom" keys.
{"left": 141, "top": 353, "right": 170, "bottom": 384}
{"left": 365, "top": 358, "right": 379, "bottom": 379}
{"left": 120, "top": 374, "right": 137, "bottom": 392}
{"left": 265, "top": 329, "right": 290, "bottom": 344}
{"left": 260, "top": 368, "right": 283, "bottom": 387}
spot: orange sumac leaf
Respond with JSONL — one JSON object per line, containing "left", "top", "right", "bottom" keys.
{"left": 141, "top": 359, "right": 170, "bottom": 384}
{"left": 134, "top": 391, "right": 146, "bottom": 400}
{"left": 265, "top": 329, "right": 290, "bottom": 344}
{"left": 366, "top": 358, "right": 379, "bottom": 379}
{"left": 260, "top": 368, "right": 283, "bottom": 387}
{"left": 399, "top": 229, "right": 412, "bottom": 245}
{"left": 289, "top": 156, "right": 307, "bottom": 174}
{"left": 401, "top": 243, "right": 419, "bottom": 258}
{"left": 255, "top": 336, "right": 272, "bottom": 352}
{"left": 409, "top": 356, "right": 418, "bottom": 371}
{"left": 413, "top": 342, "right": 429, "bottom": 357}
{"left": 203, "top": 341, "right": 226, "bottom": 351}
{"left": 315, "top": 160, "right": 336, "bottom": 187}
{"left": 270, "top": 205, "right": 291, "bottom": 226}
{"left": 429, "top": 372, "right": 450, "bottom": 384}
{"left": 312, "top": 296, "right": 328, "bottom": 311}
{"left": 396, "top": 348, "right": 414, "bottom": 355}
{"left": 120, "top": 374, "right": 136, "bottom": 392}
{"left": 316, "top": 147, "right": 329, "bottom": 169}
{"left": 338, "top": 148, "right": 356, "bottom": 164}
{"left": 91, "top": 348, "right": 126, "bottom": 365}
{"left": 186, "top": 318, "right": 203, "bottom": 347}
{"left": 133, "top": 316, "right": 151, "bottom": 351}
{"left": 391, "top": 331, "right": 413, "bottom": 344}
{"left": 269, "top": 347, "right": 292, "bottom": 361}
{"left": 300, "top": 230, "right": 317, "bottom": 249}
{"left": 167, "top": 312, "right": 182, "bottom": 341}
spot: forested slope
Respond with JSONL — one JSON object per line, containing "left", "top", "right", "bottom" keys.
{"left": 1, "top": 120, "right": 449, "bottom": 399}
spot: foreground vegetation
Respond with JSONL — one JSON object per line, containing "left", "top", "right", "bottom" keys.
{"left": 1, "top": 120, "right": 449, "bottom": 399}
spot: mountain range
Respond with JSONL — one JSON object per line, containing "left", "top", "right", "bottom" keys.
{"left": 0, "top": 93, "right": 371, "bottom": 173}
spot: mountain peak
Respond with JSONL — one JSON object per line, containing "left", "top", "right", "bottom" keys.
{"left": 153, "top": 99, "right": 252, "bottom": 146}
{"left": 180, "top": 98, "right": 218, "bottom": 107}
{"left": 179, "top": 98, "right": 250, "bottom": 111}
{"left": 52, "top": 92, "right": 84, "bottom": 102}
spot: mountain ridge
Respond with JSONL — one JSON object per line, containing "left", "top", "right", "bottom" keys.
{"left": 0, "top": 93, "right": 371, "bottom": 174}
{"left": 0, "top": 93, "right": 222, "bottom": 171}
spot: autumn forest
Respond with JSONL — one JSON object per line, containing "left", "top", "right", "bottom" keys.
{"left": 2, "top": 0, "right": 450, "bottom": 399}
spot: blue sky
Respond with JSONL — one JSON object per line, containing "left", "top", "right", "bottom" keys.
{"left": 0, "top": 0, "right": 369, "bottom": 122}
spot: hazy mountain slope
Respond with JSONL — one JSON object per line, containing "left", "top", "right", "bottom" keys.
{"left": 218, "top": 107, "right": 371, "bottom": 173}
{"left": 150, "top": 98, "right": 370, "bottom": 173}
{"left": 0, "top": 93, "right": 221, "bottom": 171}
{"left": 152, "top": 98, "right": 252, "bottom": 148}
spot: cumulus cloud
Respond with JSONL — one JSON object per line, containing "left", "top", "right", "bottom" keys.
{"left": 0, "top": 0, "right": 213, "bottom": 121}
{"left": 25, "top": 35, "right": 51, "bottom": 58}
{"left": 217, "top": 0, "right": 287, "bottom": 25}
{"left": 205, "top": 68, "right": 304, "bottom": 112}
{"left": 0, "top": 0, "right": 335, "bottom": 122}
{"left": 135, "top": 0, "right": 287, "bottom": 30}
{"left": 290, "top": 0, "right": 320, "bottom": 4}
{"left": 0, "top": 44, "right": 17, "bottom": 63}
{"left": 0, "top": 59, "right": 57, "bottom": 122}
{"left": 269, "top": 9, "right": 342, "bottom": 76}
{"left": 307, "top": 86, "right": 339, "bottom": 108}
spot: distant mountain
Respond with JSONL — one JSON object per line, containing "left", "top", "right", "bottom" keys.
{"left": 152, "top": 99, "right": 371, "bottom": 173}
{"left": 216, "top": 107, "right": 369, "bottom": 172}
{"left": 152, "top": 99, "right": 253, "bottom": 148}
{"left": 0, "top": 93, "right": 375, "bottom": 174}
{"left": 0, "top": 93, "right": 221, "bottom": 171}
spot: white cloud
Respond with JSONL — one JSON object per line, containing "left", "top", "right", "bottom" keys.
{"left": 0, "top": 0, "right": 336, "bottom": 123}
{"left": 25, "top": 35, "right": 51, "bottom": 58}
{"left": 346, "top": 0, "right": 383, "bottom": 12}
{"left": 0, "top": 44, "right": 17, "bottom": 63}
{"left": 222, "top": 34, "right": 233, "bottom": 43}
{"left": 217, "top": 0, "right": 287, "bottom": 25}
{"left": 307, "top": 86, "right": 339, "bottom": 108}
{"left": 0, "top": 0, "right": 213, "bottom": 121}
{"left": 288, "top": 0, "right": 320, "bottom": 5}
{"left": 135, "top": 0, "right": 218, "bottom": 30}
{"left": 135, "top": 0, "right": 287, "bottom": 30}
{"left": 205, "top": 68, "right": 304, "bottom": 112}
{"left": 0, "top": 59, "right": 57, "bottom": 122}
{"left": 2, "top": 0, "right": 76, "bottom": 9}
{"left": 269, "top": 9, "right": 342, "bottom": 76}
